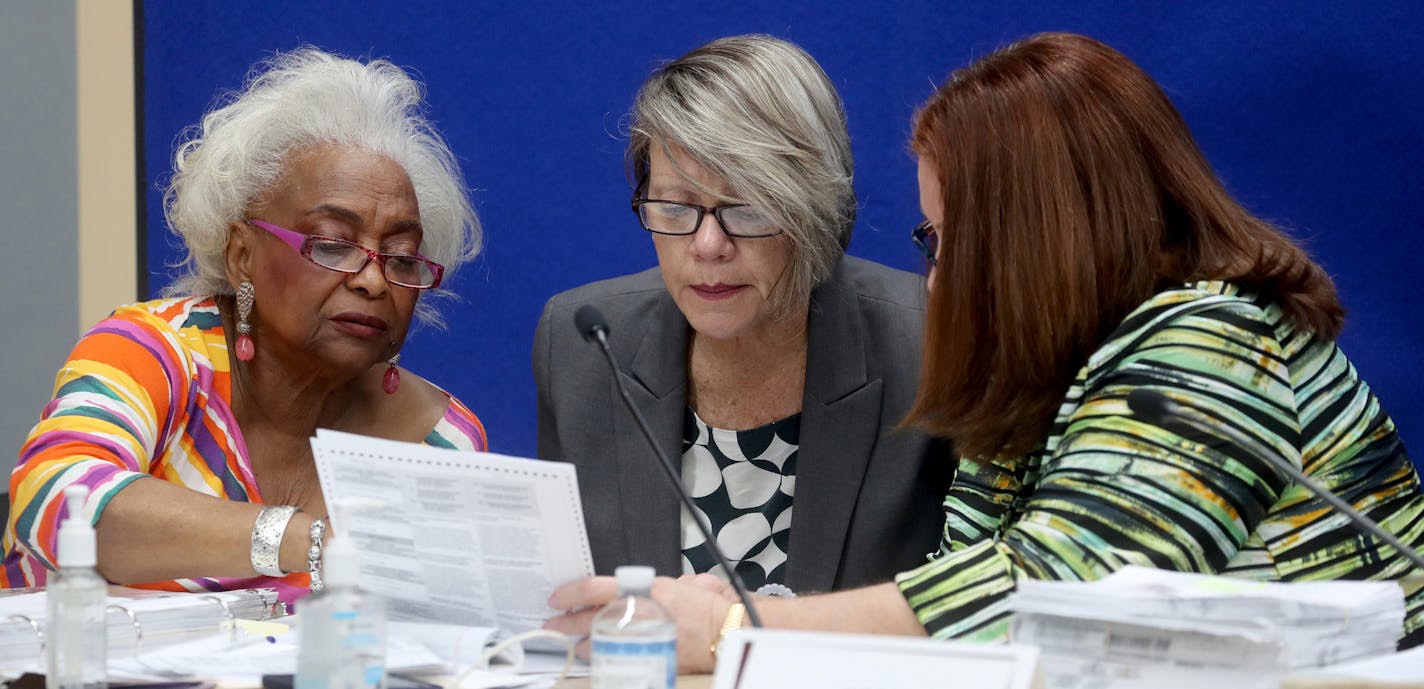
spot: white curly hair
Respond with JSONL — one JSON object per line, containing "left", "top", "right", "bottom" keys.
{"left": 161, "top": 47, "right": 481, "bottom": 327}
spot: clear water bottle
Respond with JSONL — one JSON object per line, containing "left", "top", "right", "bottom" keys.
{"left": 591, "top": 566, "right": 677, "bottom": 689}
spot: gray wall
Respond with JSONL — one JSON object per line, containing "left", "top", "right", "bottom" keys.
{"left": 0, "top": 2, "right": 78, "bottom": 483}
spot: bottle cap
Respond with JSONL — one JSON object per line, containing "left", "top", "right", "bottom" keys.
{"left": 323, "top": 498, "right": 384, "bottom": 589}
{"left": 57, "top": 485, "right": 96, "bottom": 568}
{"left": 614, "top": 565, "right": 655, "bottom": 592}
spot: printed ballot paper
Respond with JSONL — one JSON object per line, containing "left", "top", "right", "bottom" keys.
{"left": 311, "top": 430, "right": 595, "bottom": 632}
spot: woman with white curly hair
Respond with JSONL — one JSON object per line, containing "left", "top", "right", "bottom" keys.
{"left": 3, "top": 48, "right": 486, "bottom": 605}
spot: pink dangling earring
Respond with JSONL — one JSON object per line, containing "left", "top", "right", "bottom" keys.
{"left": 235, "top": 281, "right": 256, "bottom": 362}
{"left": 382, "top": 353, "right": 401, "bottom": 394}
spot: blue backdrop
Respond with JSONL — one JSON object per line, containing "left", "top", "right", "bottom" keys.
{"left": 142, "top": 1, "right": 1424, "bottom": 459}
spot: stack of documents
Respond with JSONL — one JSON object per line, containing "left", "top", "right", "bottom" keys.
{"left": 0, "top": 586, "right": 282, "bottom": 675}
{"left": 1007, "top": 566, "right": 1406, "bottom": 689}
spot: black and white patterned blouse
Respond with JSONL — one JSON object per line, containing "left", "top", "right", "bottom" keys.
{"left": 679, "top": 406, "right": 800, "bottom": 589}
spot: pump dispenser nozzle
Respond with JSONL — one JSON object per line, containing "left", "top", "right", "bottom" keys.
{"left": 57, "top": 485, "right": 96, "bottom": 568}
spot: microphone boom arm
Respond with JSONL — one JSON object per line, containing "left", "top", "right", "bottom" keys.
{"left": 585, "top": 325, "right": 765, "bottom": 627}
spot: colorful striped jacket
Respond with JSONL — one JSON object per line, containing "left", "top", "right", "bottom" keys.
{"left": 896, "top": 282, "right": 1423, "bottom": 647}
{"left": 4, "top": 297, "right": 488, "bottom": 603}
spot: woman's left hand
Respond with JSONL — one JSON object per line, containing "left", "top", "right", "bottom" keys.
{"left": 545, "top": 574, "right": 731, "bottom": 674}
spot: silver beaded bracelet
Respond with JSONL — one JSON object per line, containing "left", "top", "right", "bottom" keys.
{"left": 250, "top": 505, "right": 301, "bottom": 577}
{"left": 307, "top": 517, "right": 328, "bottom": 593}
{"left": 755, "top": 583, "right": 796, "bottom": 598}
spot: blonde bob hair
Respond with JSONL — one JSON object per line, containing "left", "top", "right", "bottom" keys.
{"left": 626, "top": 34, "right": 855, "bottom": 315}
{"left": 161, "top": 47, "right": 481, "bottom": 327}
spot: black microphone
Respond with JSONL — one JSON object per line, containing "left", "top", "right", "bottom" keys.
{"left": 574, "top": 304, "right": 608, "bottom": 345}
{"left": 1126, "top": 388, "right": 1424, "bottom": 572}
{"left": 573, "top": 304, "right": 764, "bottom": 627}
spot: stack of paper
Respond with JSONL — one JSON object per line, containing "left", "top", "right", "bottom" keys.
{"left": 0, "top": 586, "right": 282, "bottom": 676}
{"left": 1007, "top": 566, "right": 1406, "bottom": 689}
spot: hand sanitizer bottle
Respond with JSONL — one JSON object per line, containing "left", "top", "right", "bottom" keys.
{"left": 296, "top": 498, "right": 386, "bottom": 689}
{"left": 591, "top": 565, "right": 677, "bottom": 689}
{"left": 46, "top": 485, "right": 107, "bottom": 689}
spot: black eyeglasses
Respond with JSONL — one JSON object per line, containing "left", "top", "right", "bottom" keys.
{"left": 629, "top": 178, "right": 781, "bottom": 238}
{"left": 912, "top": 220, "right": 938, "bottom": 266}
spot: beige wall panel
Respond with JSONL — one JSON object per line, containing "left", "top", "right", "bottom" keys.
{"left": 77, "top": 0, "right": 138, "bottom": 331}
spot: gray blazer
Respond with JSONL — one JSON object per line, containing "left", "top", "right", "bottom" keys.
{"left": 533, "top": 256, "right": 953, "bottom": 592}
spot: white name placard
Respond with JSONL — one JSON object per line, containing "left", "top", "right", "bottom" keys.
{"left": 711, "top": 628, "right": 1042, "bottom": 689}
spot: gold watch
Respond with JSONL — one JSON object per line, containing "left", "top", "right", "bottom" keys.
{"left": 710, "top": 602, "right": 747, "bottom": 661}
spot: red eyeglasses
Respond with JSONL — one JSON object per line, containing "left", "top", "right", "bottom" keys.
{"left": 246, "top": 219, "right": 445, "bottom": 289}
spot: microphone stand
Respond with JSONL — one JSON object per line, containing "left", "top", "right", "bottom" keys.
{"left": 584, "top": 324, "right": 764, "bottom": 628}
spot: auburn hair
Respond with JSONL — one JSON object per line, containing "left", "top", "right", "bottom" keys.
{"left": 904, "top": 32, "right": 1343, "bottom": 460}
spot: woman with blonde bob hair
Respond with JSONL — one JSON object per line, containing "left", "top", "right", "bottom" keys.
{"left": 549, "top": 32, "right": 1423, "bottom": 671}
{"left": 536, "top": 34, "right": 949, "bottom": 609}
{"left": 4, "top": 48, "right": 488, "bottom": 605}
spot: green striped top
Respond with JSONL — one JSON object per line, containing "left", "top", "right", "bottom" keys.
{"left": 896, "top": 281, "right": 1424, "bottom": 647}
